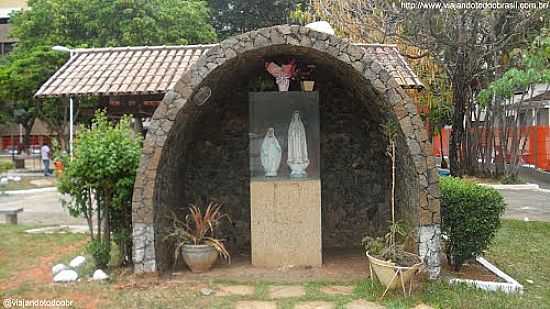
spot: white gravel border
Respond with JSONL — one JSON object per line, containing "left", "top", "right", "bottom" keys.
{"left": 481, "top": 183, "right": 540, "bottom": 190}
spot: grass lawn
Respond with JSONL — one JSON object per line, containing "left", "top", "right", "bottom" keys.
{"left": 0, "top": 220, "right": 548, "bottom": 309}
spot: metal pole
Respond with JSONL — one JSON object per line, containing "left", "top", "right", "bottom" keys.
{"left": 70, "top": 96, "right": 74, "bottom": 157}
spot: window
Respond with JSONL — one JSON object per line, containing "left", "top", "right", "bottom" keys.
{"left": 537, "top": 108, "right": 549, "bottom": 126}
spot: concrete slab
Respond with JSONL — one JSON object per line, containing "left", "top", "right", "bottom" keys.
{"left": 0, "top": 190, "right": 86, "bottom": 225}
{"left": 235, "top": 301, "right": 277, "bottom": 309}
{"left": 320, "top": 285, "right": 354, "bottom": 295}
{"left": 216, "top": 285, "right": 255, "bottom": 296}
{"left": 29, "top": 179, "right": 56, "bottom": 187}
{"left": 345, "top": 299, "right": 385, "bottom": 309}
{"left": 294, "top": 301, "right": 335, "bottom": 309}
{"left": 268, "top": 285, "right": 306, "bottom": 299}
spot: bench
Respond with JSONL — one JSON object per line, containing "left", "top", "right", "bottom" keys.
{"left": 0, "top": 208, "right": 23, "bottom": 224}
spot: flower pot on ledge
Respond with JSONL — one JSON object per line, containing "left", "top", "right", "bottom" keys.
{"left": 301, "top": 80, "right": 315, "bottom": 92}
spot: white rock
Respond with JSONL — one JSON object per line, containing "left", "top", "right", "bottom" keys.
{"left": 0, "top": 177, "right": 8, "bottom": 184}
{"left": 92, "top": 269, "right": 109, "bottom": 281}
{"left": 69, "top": 256, "right": 86, "bottom": 268}
{"left": 12, "top": 176, "right": 21, "bottom": 182}
{"left": 52, "top": 263, "right": 68, "bottom": 276}
{"left": 305, "top": 21, "right": 335, "bottom": 35}
{"left": 53, "top": 269, "right": 78, "bottom": 283}
{"left": 200, "top": 288, "right": 214, "bottom": 296}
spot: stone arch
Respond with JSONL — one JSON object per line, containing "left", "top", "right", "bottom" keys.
{"left": 132, "top": 25, "right": 441, "bottom": 278}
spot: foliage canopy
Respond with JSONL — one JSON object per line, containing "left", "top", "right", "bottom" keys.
{"left": 10, "top": 0, "right": 217, "bottom": 48}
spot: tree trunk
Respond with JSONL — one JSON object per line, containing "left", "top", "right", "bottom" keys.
{"left": 96, "top": 190, "right": 102, "bottom": 243}
{"left": 54, "top": 128, "right": 67, "bottom": 153}
{"left": 449, "top": 65, "right": 467, "bottom": 177}
{"left": 495, "top": 103, "right": 507, "bottom": 177}
{"left": 21, "top": 117, "right": 35, "bottom": 154}
{"left": 86, "top": 187, "right": 95, "bottom": 241}
{"left": 440, "top": 132, "right": 448, "bottom": 169}
{"left": 102, "top": 187, "right": 112, "bottom": 255}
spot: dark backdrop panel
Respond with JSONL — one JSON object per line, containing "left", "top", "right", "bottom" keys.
{"left": 249, "top": 91, "right": 320, "bottom": 180}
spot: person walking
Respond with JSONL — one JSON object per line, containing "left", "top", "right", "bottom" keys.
{"left": 41, "top": 143, "right": 52, "bottom": 176}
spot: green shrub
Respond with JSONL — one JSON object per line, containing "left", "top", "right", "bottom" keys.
{"left": 0, "top": 161, "right": 14, "bottom": 174}
{"left": 500, "top": 174, "right": 524, "bottom": 184}
{"left": 440, "top": 177, "right": 505, "bottom": 270}
{"left": 59, "top": 111, "right": 141, "bottom": 267}
{"left": 86, "top": 240, "right": 111, "bottom": 269}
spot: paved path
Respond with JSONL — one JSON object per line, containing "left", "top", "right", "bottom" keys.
{"left": 0, "top": 190, "right": 85, "bottom": 225}
{"left": 1, "top": 183, "right": 548, "bottom": 226}
{"left": 498, "top": 188, "right": 550, "bottom": 222}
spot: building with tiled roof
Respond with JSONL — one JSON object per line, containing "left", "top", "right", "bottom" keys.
{"left": 36, "top": 43, "right": 423, "bottom": 99}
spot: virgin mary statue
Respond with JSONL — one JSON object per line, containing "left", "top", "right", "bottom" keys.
{"left": 287, "top": 111, "right": 309, "bottom": 177}
{"left": 261, "top": 128, "right": 282, "bottom": 177}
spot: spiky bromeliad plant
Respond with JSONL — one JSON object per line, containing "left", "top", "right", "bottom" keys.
{"left": 165, "top": 201, "right": 231, "bottom": 268}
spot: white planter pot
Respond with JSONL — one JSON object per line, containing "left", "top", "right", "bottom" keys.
{"left": 367, "top": 252, "right": 423, "bottom": 297}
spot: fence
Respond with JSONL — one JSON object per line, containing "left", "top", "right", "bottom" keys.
{"left": 432, "top": 126, "right": 550, "bottom": 171}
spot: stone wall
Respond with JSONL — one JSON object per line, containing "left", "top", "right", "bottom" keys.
{"left": 319, "top": 83, "right": 390, "bottom": 248}
{"left": 157, "top": 80, "right": 392, "bottom": 257}
{"left": 132, "top": 24, "right": 441, "bottom": 278}
{"left": 177, "top": 90, "right": 251, "bottom": 255}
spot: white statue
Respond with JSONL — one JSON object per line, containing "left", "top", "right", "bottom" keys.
{"left": 261, "top": 128, "right": 282, "bottom": 177}
{"left": 287, "top": 111, "right": 309, "bottom": 177}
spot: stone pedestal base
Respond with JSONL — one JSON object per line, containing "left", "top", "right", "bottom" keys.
{"left": 251, "top": 179, "right": 322, "bottom": 267}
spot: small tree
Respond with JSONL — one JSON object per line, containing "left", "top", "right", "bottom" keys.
{"left": 0, "top": 46, "right": 66, "bottom": 153}
{"left": 58, "top": 111, "right": 142, "bottom": 267}
{"left": 478, "top": 31, "right": 550, "bottom": 180}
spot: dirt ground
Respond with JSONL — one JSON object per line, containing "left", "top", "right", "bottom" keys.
{"left": 440, "top": 255, "right": 499, "bottom": 282}
{"left": 0, "top": 239, "right": 87, "bottom": 291}
{"left": 166, "top": 248, "right": 371, "bottom": 283}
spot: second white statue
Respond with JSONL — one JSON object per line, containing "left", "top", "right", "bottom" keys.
{"left": 287, "top": 110, "right": 309, "bottom": 177}
{"left": 261, "top": 127, "right": 282, "bottom": 177}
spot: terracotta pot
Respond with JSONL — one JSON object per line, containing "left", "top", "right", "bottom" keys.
{"left": 366, "top": 252, "right": 423, "bottom": 296}
{"left": 54, "top": 160, "right": 64, "bottom": 177}
{"left": 181, "top": 244, "right": 219, "bottom": 273}
{"left": 301, "top": 80, "right": 315, "bottom": 91}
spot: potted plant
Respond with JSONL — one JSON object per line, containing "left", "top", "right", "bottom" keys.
{"left": 165, "top": 201, "right": 231, "bottom": 273}
{"left": 362, "top": 120, "right": 423, "bottom": 298}
{"left": 265, "top": 59, "right": 297, "bottom": 91}
{"left": 296, "top": 64, "right": 315, "bottom": 91}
